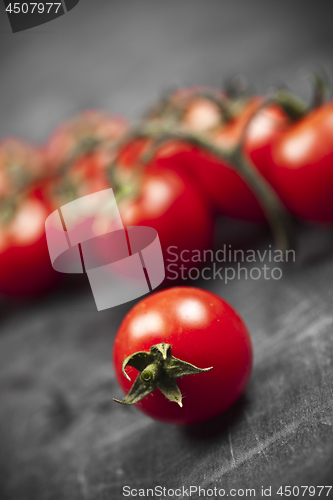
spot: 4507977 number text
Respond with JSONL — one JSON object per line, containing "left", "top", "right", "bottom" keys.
{"left": 5, "top": 3, "right": 62, "bottom": 14}
{"left": 276, "top": 486, "right": 332, "bottom": 496}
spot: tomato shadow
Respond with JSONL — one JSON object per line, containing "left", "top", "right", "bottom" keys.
{"left": 180, "top": 393, "right": 249, "bottom": 442}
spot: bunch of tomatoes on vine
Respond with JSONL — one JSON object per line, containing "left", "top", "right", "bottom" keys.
{"left": 2, "top": 73, "right": 333, "bottom": 425}
{"left": 1, "top": 73, "right": 333, "bottom": 298}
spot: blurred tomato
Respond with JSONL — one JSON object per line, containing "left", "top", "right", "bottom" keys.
{"left": 0, "top": 139, "right": 60, "bottom": 297}
{"left": 0, "top": 137, "right": 45, "bottom": 197}
{"left": 167, "top": 97, "right": 288, "bottom": 221}
{"left": 116, "top": 90, "right": 290, "bottom": 222}
{"left": 117, "top": 162, "right": 214, "bottom": 280}
{"left": 96, "top": 157, "right": 214, "bottom": 283}
{"left": 0, "top": 111, "right": 128, "bottom": 298}
{"left": 146, "top": 86, "right": 226, "bottom": 131}
{"left": 268, "top": 101, "right": 333, "bottom": 223}
{"left": 0, "top": 183, "right": 60, "bottom": 297}
{"left": 43, "top": 111, "right": 129, "bottom": 249}
{"left": 45, "top": 110, "right": 128, "bottom": 176}
{"left": 44, "top": 110, "right": 129, "bottom": 235}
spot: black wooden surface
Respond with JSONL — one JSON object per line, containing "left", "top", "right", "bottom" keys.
{"left": 1, "top": 1, "right": 333, "bottom": 499}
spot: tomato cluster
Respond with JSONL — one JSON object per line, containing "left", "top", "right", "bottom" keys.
{"left": 118, "top": 83, "right": 333, "bottom": 225}
{"left": 0, "top": 112, "right": 128, "bottom": 297}
{"left": 1, "top": 78, "right": 333, "bottom": 298}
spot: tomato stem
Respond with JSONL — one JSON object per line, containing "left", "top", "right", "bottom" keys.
{"left": 269, "top": 89, "right": 307, "bottom": 122}
{"left": 113, "top": 342, "right": 212, "bottom": 407}
{"left": 120, "top": 123, "right": 294, "bottom": 253}
{"left": 270, "top": 72, "right": 330, "bottom": 119}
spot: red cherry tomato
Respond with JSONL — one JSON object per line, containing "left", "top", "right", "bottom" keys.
{"left": 117, "top": 163, "right": 214, "bottom": 280}
{"left": 113, "top": 287, "right": 253, "bottom": 425}
{"left": 0, "top": 184, "right": 60, "bottom": 297}
{"left": 44, "top": 111, "right": 129, "bottom": 235}
{"left": 269, "top": 101, "right": 333, "bottom": 223}
{"left": 147, "top": 86, "right": 226, "bottom": 132}
{"left": 44, "top": 111, "right": 130, "bottom": 213}
{"left": 0, "top": 139, "right": 61, "bottom": 297}
{"left": 163, "top": 96, "right": 288, "bottom": 221}
{"left": 118, "top": 91, "right": 289, "bottom": 222}
{"left": 44, "top": 110, "right": 128, "bottom": 185}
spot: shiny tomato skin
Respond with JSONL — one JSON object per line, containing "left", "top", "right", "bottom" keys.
{"left": 269, "top": 102, "right": 333, "bottom": 222}
{"left": 113, "top": 287, "right": 253, "bottom": 426}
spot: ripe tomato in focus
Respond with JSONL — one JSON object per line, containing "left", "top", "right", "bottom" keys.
{"left": 269, "top": 101, "right": 333, "bottom": 222}
{"left": 117, "top": 162, "right": 214, "bottom": 279}
{"left": 0, "top": 184, "right": 60, "bottom": 297}
{"left": 113, "top": 287, "right": 253, "bottom": 425}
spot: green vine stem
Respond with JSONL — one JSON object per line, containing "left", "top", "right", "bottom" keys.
{"left": 268, "top": 71, "right": 329, "bottom": 119}
{"left": 120, "top": 122, "right": 295, "bottom": 252}
{"left": 108, "top": 85, "right": 326, "bottom": 253}
{"left": 269, "top": 89, "right": 307, "bottom": 121}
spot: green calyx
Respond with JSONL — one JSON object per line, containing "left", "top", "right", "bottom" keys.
{"left": 113, "top": 343, "right": 213, "bottom": 407}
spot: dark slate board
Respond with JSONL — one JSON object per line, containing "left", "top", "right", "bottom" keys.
{"left": 1, "top": 1, "right": 333, "bottom": 499}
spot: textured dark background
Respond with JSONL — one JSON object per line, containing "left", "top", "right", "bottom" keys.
{"left": 1, "top": 1, "right": 333, "bottom": 499}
